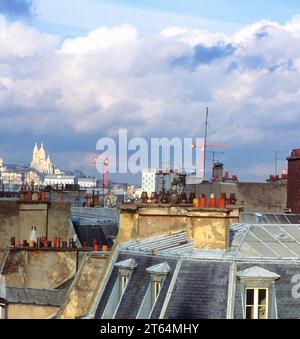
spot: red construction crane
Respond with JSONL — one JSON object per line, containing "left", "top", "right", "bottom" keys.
{"left": 91, "top": 156, "right": 109, "bottom": 189}
{"left": 103, "top": 157, "right": 109, "bottom": 188}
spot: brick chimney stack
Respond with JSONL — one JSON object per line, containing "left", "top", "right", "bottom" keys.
{"left": 287, "top": 149, "right": 300, "bottom": 213}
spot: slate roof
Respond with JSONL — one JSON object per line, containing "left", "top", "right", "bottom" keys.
{"left": 72, "top": 221, "right": 118, "bottom": 247}
{"left": 234, "top": 263, "right": 300, "bottom": 319}
{"left": 165, "top": 261, "right": 230, "bottom": 319}
{"left": 95, "top": 253, "right": 177, "bottom": 319}
{"left": 4, "top": 288, "right": 67, "bottom": 307}
{"left": 93, "top": 212, "right": 300, "bottom": 319}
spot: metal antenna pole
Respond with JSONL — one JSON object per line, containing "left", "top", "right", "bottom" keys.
{"left": 204, "top": 107, "right": 209, "bottom": 181}
{"left": 275, "top": 151, "right": 278, "bottom": 176}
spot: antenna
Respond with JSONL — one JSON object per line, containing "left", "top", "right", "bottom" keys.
{"left": 204, "top": 107, "right": 209, "bottom": 180}
{"left": 275, "top": 150, "right": 289, "bottom": 176}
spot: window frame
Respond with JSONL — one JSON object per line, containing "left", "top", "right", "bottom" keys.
{"left": 0, "top": 302, "right": 7, "bottom": 319}
{"left": 120, "top": 274, "right": 129, "bottom": 296}
{"left": 245, "top": 287, "right": 269, "bottom": 320}
{"left": 237, "top": 266, "right": 280, "bottom": 320}
{"left": 137, "top": 262, "right": 171, "bottom": 319}
{"left": 152, "top": 280, "right": 162, "bottom": 306}
{"left": 102, "top": 258, "right": 137, "bottom": 319}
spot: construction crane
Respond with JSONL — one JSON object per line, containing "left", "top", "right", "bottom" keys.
{"left": 89, "top": 156, "right": 109, "bottom": 189}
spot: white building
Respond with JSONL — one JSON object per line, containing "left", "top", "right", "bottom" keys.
{"left": 0, "top": 159, "right": 23, "bottom": 186}
{"left": 44, "top": 175, "right": 76, "bottom": 187}
{"left": 0, "top": 171, "right": 22, "bottom": 186}
{"left": 141, "top": 170, "right": 157, "bottom": 196}
{"left": 142, "top": 169, "right": 186, "bottom": 196}
{"left": 78, "top": 177, "right": 97, "bottom": 188}
{"left": 134, "top": 188, "right": 143, "bottom": 199}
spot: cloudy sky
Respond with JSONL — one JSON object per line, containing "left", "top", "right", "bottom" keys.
{"left": 0, "top": 0, "right": 300, "bottom": 184}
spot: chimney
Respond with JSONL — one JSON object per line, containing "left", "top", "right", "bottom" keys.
{"left": 29, "top": 226, "right": 38, "bottom": 243}
{"left": 117, "top": 204, "right": 242, "bottom": 252}
{"left": 212, "top": 162, "right": 224, "bottom": 181}
{"left": 287, "top": 149, "right": 300, "bottom": 213}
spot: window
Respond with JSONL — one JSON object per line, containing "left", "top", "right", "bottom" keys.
{"left": 237, "top": 266, "right": 280, "bottom": 320}
{"left": 152, "top": 281, "right": 162, "bottom": 305}
{"left": 0, "top": 303, "right": 6, "bottom": 319}
{"left": 120, "top": 275, "right": 129, "bottom": 295}
{"left": 246, "top": 288, "right": 268, "bottom": 319}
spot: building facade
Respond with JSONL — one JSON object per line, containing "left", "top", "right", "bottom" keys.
{"left": 142, "top": 170, "right": 185, "bottom": 196}
{"left": 78, "top": 177, "right": 97, "bottom": 188}
{"left": 141, "top": 170, "right": 157, "bottom": 195}
{"left": 24, "top": 171, "right": 42, "bottom": 187}
{"left": 31, "top": 143, "right": 54, "bottom": 174}
{"left": 44, "top": 175, "right": 76, "bottom": 187}
{"left": 0, "top": 171, "right": 22, "bottom": 186}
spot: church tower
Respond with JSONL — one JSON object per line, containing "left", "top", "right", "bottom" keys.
{"left": 30, "top": 143, "right": 55, "bottom": 174}
{"left": 39, "top": 143, "right": 46, "bottom": 161}
{"left": 31, "top": 143, "right": 39, "bottom": 168}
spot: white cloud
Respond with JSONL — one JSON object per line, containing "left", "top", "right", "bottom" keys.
{"left": 61, "top": 24, "right": 138, "bottom": 55}
{"left": 1, "top": 17, "right": 300, "bottom": 179}
{"left": 0, "top": 17, "right": 59, "bottom": 57}
{"left": 161, "top": 26, "right": 230, "bottom": 48}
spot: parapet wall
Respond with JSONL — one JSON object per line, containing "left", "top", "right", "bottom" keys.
{"left": 185, "top": 181, "right": 287, "bottom": 213}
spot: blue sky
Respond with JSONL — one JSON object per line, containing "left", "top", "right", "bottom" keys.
{"left": 0, "top": 0, "right": 300, "bottom": 184}
{"left": 28, "top": 0, "right": 300, "bottom": 38}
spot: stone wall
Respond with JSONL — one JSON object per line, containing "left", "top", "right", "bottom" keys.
{"left": 7, "top": 304, "right": 59, "bottom": 319}
{"left": 235, "top": 182, "right": 287, "bottom": 213}
{"left": 0, "top": 201, "right": 20, "bottom": 263}
{"left": 2, "top": 249, "right": 82, "bottom": 289}
{"left": 58, "top": 253, "right": 108, "bottom": 319}
{"left": 185, "top": 181, "right": 287, "bottom": 213}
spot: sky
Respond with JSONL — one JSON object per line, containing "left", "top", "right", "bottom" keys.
{"left": 0, "top": 0, "right": 300, "bottom": 184}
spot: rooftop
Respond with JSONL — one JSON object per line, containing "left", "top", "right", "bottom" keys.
{"left": 118, "top": 212, "right": 300, "bottom": 262}
{"left": 4, "top": 287, "right": 67, "bottom": 307}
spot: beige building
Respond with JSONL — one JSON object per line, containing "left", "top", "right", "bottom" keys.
{"left": 24, "top": 171, "right": 42, "bottom": 187}
{"left": 31, "top": 143, "right": 54, "bottom": 174}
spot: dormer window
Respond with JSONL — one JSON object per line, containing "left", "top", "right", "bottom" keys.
{"left": 137, "top": 262, "right": 171, "bottom": 319}
{"left": 246, "top": 288, "right": 268, "bottom": 319}
{"left": 237, "top": 266, "right": 280, "bottom": 320}
{"left": 102, "top": 258, "right": 137, "bottom": 319}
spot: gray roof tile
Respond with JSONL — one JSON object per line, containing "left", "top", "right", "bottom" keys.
{"left": 165, "top": 261, "right": 230, "bottom": 319}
